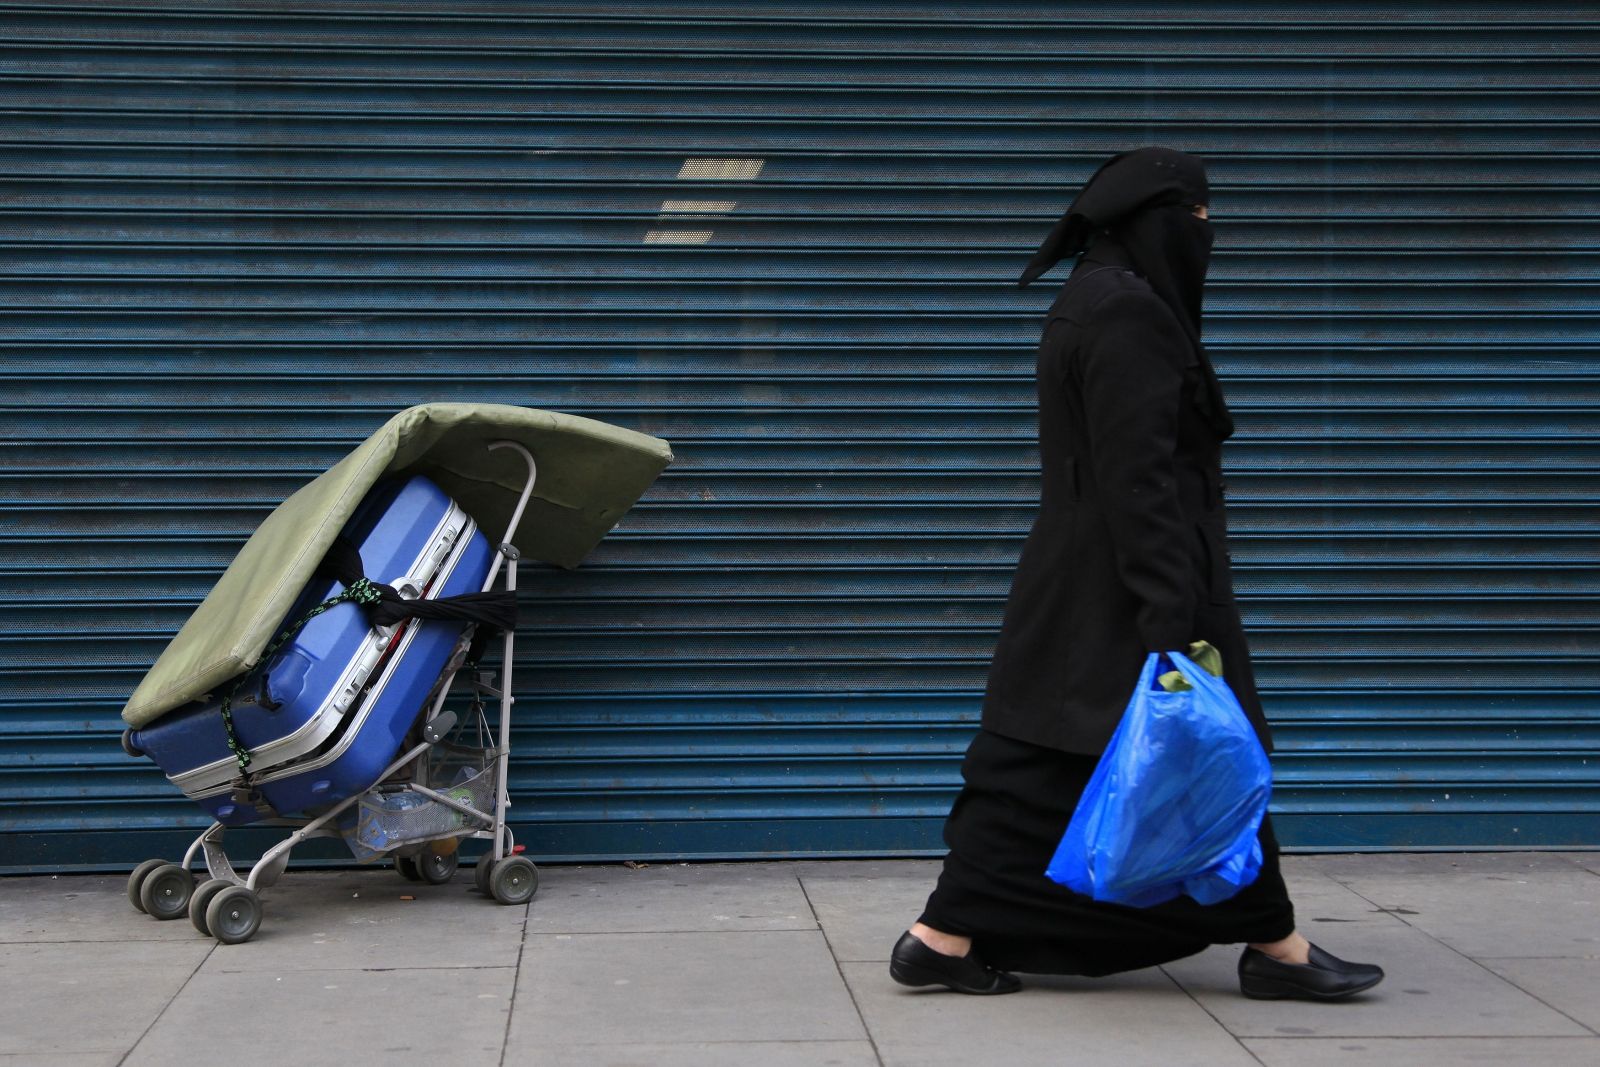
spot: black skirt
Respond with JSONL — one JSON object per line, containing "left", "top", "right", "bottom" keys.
{"left": 918, "top": 729, "right": 1296, "bottom": 977}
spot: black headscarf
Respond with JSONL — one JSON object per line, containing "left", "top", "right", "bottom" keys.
{"left": 1020, "top": 147, "right": 1233, "bottom": 439}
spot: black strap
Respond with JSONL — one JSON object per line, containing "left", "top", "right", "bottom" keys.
{"left": 317, "top": 535, "right": 519, "bottom": 632}
{"left": 214, "top": 525, "right": 517, "bottom": 795}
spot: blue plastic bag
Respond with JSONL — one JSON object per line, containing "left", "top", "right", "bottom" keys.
{"left": 1045, "top": 650, "right": 1272, "bottom": 907}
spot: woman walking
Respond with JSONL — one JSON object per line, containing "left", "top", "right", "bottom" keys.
{"left": 889, "top": 148, "right": 1384, "bottom": 1000}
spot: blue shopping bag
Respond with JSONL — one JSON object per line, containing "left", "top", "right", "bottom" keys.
{"left": 1045, "top": 650, "right": 1272, "bottom": 907}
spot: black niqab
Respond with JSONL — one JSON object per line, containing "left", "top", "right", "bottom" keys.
{"left": 1020, "top": 147, "right": 1233, "bottom": 438}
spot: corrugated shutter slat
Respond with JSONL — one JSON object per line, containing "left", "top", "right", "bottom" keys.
{"left": 3, "top": 0, "right": 1596, "bottom": 867}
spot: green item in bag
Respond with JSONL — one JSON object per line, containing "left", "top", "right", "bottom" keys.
{"left": 1157, "top": 640, "right": 1224, "bottom": 692}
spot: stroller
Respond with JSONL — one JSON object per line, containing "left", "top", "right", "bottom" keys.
{"left": 117, "top": 405, "right": 672, "bottom": 943}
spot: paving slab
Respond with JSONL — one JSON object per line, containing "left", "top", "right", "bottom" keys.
{"left": 192, "top": 869, "right": 527, "bottom": 971}
{"left": 125, "top": 964, "right": 514, "bottom": 1067}
{"left": 1482, "top": 956, "right": 1600, "bottom": 1031}
{"left": 0, "top": 940, "right": 210, "bottom": 1057}
{"left": 791, "top": 859, "right": 944, "bottom": 881}
{"left": 1244, "top": 1036, "right": 1600, "bottom": 1066}
{"left": 1312, "top": 856, "right": 1600, "bottom": 959}
{"left": 1271, "top": 865, "right": 1460, "bottom": 951}
{"left": 1162, "top": 877, "right": 1588, "bottom": 1039}
{"left": 1299, "top": 852, "right": 1591, "bottom": 879}
{"left": 843, "top": 961, "right": 1258, "bottom": 1067}
{"left": 1268, "top": 865, "right": 1396, "bottom": 919}
{"left": 523, "top": 1041, "right": 881, "bottom": 1066}
{"left": 507, "top": 929, "right": 866, "bottom": 1048}
{"left": 525, "top": 862, "right": 815, "bottom": 934}
{"left": 1562, "top": 853, "right": 1600, "bottom": 877}
{"left": 0, "top": 874, "right": 202, "bottom": 944}
{"left": 799, "top": 862, "right": 938, "bottom": 963}
{"left": 0, "top": 1053, "right": 123, "bottom": 1067}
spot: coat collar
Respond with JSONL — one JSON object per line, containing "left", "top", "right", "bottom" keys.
{"left": 1076, "top": 237, "right": 1138, "bottom": 274}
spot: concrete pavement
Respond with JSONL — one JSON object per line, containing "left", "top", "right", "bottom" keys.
{"left": 3, "top": 852, "right": 1598, "bottom": 1066}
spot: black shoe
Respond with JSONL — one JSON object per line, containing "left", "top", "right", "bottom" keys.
{"left": 889, "top": 931, "right": 1021, "bottom": 995}
{"left": 1238, "top": 944, "right": 1385, "bottom": 1001}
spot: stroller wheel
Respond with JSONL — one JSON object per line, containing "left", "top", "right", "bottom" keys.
{"left": 206, "top": 886, "right": 263, "bottom": 945}
{"left": 417, "top": 847, "right": 458, "bottom": 885}
{"left": 126, "top": 859, "right": 168, "bottom": 914}
{"left": 473, "top": 855, "right": 494, "bottom": 896}
{"left": 489, "top": 856, "right": 539, "bottom": 906}
{"left": 189, "top": 879, "right": 230, "bottom": 936}
{"left": 395, "top": 856, "right": 422, "bottom": 882}
{"left": 138, "top": 864, "right": 195, "bottom": 921}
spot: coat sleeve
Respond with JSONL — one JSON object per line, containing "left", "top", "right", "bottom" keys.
{"left": 1077, "top": 288, "right": 1197, "bottom": 652}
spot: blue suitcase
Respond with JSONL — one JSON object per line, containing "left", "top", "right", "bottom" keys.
{"left": 130, "top": 476, "right": 495, "bottom": 826}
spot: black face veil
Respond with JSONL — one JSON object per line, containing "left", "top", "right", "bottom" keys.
{"left": 1020, "top": 147, "right": 1233, "bottom": 439}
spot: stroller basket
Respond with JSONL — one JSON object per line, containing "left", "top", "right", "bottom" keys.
{"left": 346, "top": 762, "right": 497, "bottom": 862}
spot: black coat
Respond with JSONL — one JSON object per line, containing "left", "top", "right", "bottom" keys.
{"left": 981, "top": 241, "right": 1271, "bottom": 755}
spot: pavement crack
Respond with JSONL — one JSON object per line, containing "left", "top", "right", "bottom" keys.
{"left": 117, "top": 935, "right": 216, "bottom": 1067}
{"left": 1159, "top": 964, "right": 1268, "bottom": 1066}
{"left": 496, "top": 895, "right": 533, "bottom": 1067}
{"left": 797, "top": 870, "right": 886, "bottom": 1067}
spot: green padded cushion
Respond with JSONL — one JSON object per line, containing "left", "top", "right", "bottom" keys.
{"left": 121, "top": 403, "right": 672, "bottom": 728}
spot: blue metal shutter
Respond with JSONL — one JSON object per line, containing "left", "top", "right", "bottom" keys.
{"left": 3, "top": 1, "right": 1596, "bottom": 869}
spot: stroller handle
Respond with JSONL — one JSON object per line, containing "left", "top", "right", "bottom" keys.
{"left": 481, "top": 440, "right": 538, "bottom": 592}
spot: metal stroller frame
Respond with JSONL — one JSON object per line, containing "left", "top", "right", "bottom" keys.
{"left": 125, "top": 442, "right": 539, "bottom": 943}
